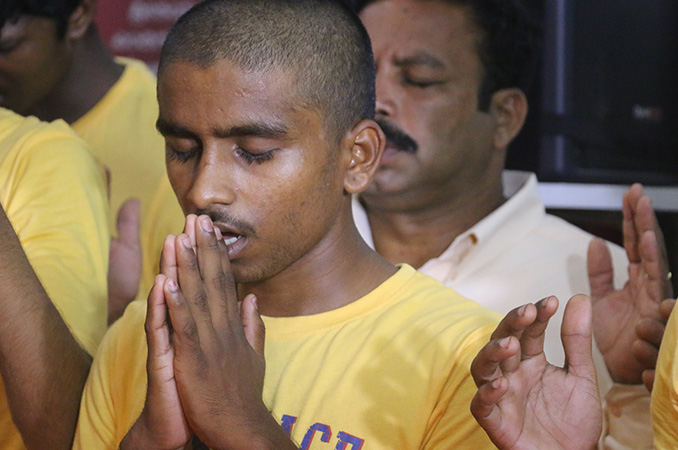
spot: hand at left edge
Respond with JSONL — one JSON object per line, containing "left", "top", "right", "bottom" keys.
{"left": 108, "top": 198, "right": 142, "bottom": 325}
{"left": 164, "top": 215, "right": 296, "bottom": 449}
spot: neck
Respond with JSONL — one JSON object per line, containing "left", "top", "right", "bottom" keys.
{"left": 361, "top": 173, "right": 505, "bottom": 269}
{"left": 238, "top": 205, "right": 397, "bottom": 318}
{"left": 26, "top": 26, "right": 124, "bottom": 124}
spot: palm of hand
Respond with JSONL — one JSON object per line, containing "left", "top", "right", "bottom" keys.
{"left": 495, "top": 358, "right": 601, "bottom": 450}
{"left": 592, "top": 264, "right": 659, "bottom": 383}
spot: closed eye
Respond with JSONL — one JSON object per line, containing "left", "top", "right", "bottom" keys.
{"left": 166, "top": 146, "right": 200, "bottom": 163}
{"left": 235, "top": 147, "right": 275, "bottom": 165}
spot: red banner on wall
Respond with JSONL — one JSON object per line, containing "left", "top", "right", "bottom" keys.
{"left": 96, "top": 0, "right": 199, "bottom": 70}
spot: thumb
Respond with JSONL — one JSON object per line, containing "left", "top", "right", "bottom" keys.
{"left": 116, "top": 198, "right": 141, "bottom": 247}
{"left": 241, "top": 294, "right": 265, "bottom": 358}
{"left": 562, "top": 294, "right": 596, "bottom": 381}
{"left": 587, "top": 238, "right": 614, "bottom": 301}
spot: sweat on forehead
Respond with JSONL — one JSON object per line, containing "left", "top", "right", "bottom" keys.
{"left": 158, "top": 0, "right": 377, "bottom": 142}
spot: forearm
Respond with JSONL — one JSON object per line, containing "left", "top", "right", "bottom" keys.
{"left": 0, "top": 209, "right": 92, "bottom": 450}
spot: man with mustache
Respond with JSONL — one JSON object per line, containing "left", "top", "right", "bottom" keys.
{"left": 353, "top": 0, "right": 673, "bottom": 447}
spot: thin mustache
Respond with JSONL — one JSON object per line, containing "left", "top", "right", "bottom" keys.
{"left": 195, "top": 209, "right": 256, "bottom": 236}
{"left": 376, "top": 119, "right": 418, "bottom": 154}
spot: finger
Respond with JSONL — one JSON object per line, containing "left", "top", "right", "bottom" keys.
{"left": 471, "top": 336, "right": 520, "bottom": 387}
{"left": 241, "top": 294, "right": 265, "bottom": 358}
{"left": 159, "top": 235, "right": 178, "bottom": 282}
{"left": 470, "top": 376, "right": 509, "bottom": 433}
{"left": 587, "top": 238, "right": 615, "bottom": 300}
{"left": 164, "top": 276, "right": 203, "bottom": 360}
{"left": 642, "top": 369, "right": 655, "bottom": 392}
{"left": 660, "top": 299, "right": 676, "bottom": 322}
{"left": 638, "top": 231, "right": 668, "bottom": 307}
{"left": 640, "top": 230, "right": 673, "bottom": 302}
{"left": 631, "top": 338, "right": 659, "bottom": 370}
{"left": 213, "top": 226, "right": 234, "bottom": 280}
{"left": 145, "top": 275, "right": 173, "bottom": 375}
{"left": 183, "top": 214, "right": 198, "bottom": 249}
{"left": 116, "top": 198, "right": 142, "bottom": 248}
{"left": 195, "top": 215, "right": 239, "bottom": 328}
{"left": 174, "top": 233, "right": 215, "bottom": 341}
{"left": 562, "top": 294, "right": 596, "bottom": 381}
{"left": 636, "top": 317, "right": 665, "bottom": 348}
{"left": 490, "top": 303, "right": 537, "bottom": 341}
{"left": 520, "top": 296, "right": 558, "bottom": 360}
{"left": 622, "top": 184, "right": 642, "bottom": 263}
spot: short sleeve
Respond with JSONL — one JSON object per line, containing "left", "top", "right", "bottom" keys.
{"left": 1, "top": 125, "right": 109, "bottom": 355}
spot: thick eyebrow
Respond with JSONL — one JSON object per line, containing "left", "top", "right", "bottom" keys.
{"left": 155, "top": 118, "right": 289, "bottom": 140}
{"left": 213, "top": 122, "right": 289, "bottom": 139}
{"left": 393, "top": 52, "right": 445, "bottom": 70}
{"left": 156, "top": 118, "right": 194, "bottom": 138}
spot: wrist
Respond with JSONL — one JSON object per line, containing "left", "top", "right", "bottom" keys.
{"left": 201, "top": 403, "right": 297, "bottom": 450}
{"left": 120, "top": 413, "right": 188, "bottom": 450}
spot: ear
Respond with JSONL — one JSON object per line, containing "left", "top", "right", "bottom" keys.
{"left": 489, "top": 88, "right": 528, "bottom": 149}
{"left": 342, "top": 119, "right": 385, "bottom": 194}
{"left": 66, "top": 0, "right": 97, "bottom": 40}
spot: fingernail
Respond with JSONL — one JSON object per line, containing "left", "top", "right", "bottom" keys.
{"left": 182, "top": 236, "right": 191, "bottom": 248}
{"left": 201, "top": 217, "right": 213, "bottom": 232}
{"left": 517, "top": 305, "right": 527, "bottom": 316}
{"left": 214, "top": 227, "right": 223, "bottom": 240}
{"left": 537, "top": 297, "right": 549, "bottom": 308}
{"left": 167, "top": 278, "right": 178, "bottom": 292}
{"left": 252, "top": 295, "right": 259, "bottom": 311}
{"left": 499, "top": 337, "right": 510, "bottom": 348}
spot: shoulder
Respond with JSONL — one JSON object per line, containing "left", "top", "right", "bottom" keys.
{"left": 377, "top": 266, "right": 500, "bottom": 356}
{"left": 0, "top": 112, "right": 97, "bottom": 174}
{"left": 114, "top": 57, "right": 158, "bottom": 93}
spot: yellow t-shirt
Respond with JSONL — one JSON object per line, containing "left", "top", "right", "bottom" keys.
{"left": 0, "top": 107, "right": 109, "bottom": 449}
{"left": 651, "top": 300, "right": 678, "bottom": 448}
{"left": 71, "top": 57, "right": 184, "bottom": 304}
{"left": 74, "top": 265, "right": 499, "bottom": 449}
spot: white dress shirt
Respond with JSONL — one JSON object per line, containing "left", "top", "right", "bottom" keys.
{"left": 354, "top": 170, "right": 653, "bottom": 449}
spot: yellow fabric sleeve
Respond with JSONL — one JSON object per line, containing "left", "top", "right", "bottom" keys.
{"left": 0, "top": 108, "right": 109, "bottom": 449}
{"left": 652, "top": 300, "right": 678, "bottom": 449}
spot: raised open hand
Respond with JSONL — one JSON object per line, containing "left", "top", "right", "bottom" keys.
{"left": 588, "top": 184, "right": 673, "bottom": 384}
{"left": 471, "top": 295, "right": 602, "bottom": 450}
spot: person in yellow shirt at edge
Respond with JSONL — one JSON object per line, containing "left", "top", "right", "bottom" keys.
{"left": 72, "top": 1, "right": 672, "bottom": 448}
{"left": 0, "top": 0, "right": 185, "bottom": 323}
{"left": 651, "top": 295, "right": 678, "bottom": 448}
{"left": 0, "top": 107, "right": 109, "bottom": 449}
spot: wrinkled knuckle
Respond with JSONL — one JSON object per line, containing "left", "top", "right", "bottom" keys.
{"left": 186, "top": 257, "right": 199, "bottom": 272}
{"left": 207, "top": 238, "right": 220, "bottom": 251}
{"left": 192, "top": 290, "right": 209, "bottom": 309}
{"left": 180, "top": 321, "right": 200, "bottom": 343}
{"left": 221, "top": 272, "right": 236, "bottom": 292}
{"left": 213, "top": 271, "right": 229, "bottom": 292}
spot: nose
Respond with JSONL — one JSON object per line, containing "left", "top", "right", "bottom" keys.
{"left": 375, "top": 68, "right": 396, "bottom": 119}
{"left": 186, "top": 152, "right": 236, "bottom": 212}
